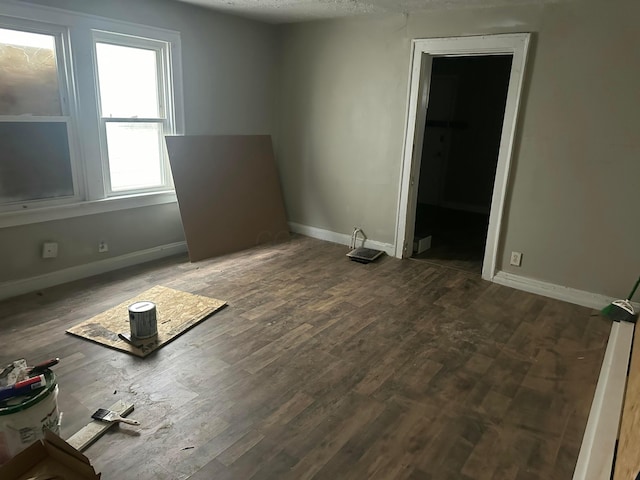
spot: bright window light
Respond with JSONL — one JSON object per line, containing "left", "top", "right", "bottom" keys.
{"left": 95, "top": 43, "right": 159, "bottom": 118}
{"left": 0, "top": 27, "right": 61, "bottom": 116}
{"left": 0, "top": 27, "right": 54, "bottom": 48}
{"left": 105, "top": 122, "right": 163, "bottom": 191}
{"left": 95, "top": 39, "right": 169, "bottom": 193}
{"left": 0, "top": 23, "right": 73, "bottom": 207}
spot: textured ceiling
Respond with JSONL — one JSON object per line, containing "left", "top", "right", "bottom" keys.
{"left": 175, "top": 0, "right": 561, "bottom": 23}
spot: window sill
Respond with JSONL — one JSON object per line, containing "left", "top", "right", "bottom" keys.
{"left": 0, "top": 191, "right": 178, "bottom": 228}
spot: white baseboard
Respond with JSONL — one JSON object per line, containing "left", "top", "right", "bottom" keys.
{"left": 288, "top": 222, "right": 396, "bottom": 257}
{"left": 492, "top": 271, "right": 640, "bottom": 311}
{"left": 0, "top": 241, "right": 187, "bottom": 301}
{"left": 573, "top": 321, "right": 634, "bottom": 480}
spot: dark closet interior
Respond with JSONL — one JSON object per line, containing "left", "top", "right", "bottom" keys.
{"left": 413, "top": 55, "right": 513, "bottom": 273}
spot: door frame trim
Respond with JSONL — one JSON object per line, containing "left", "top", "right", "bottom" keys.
{"left": 393, "top": 33, "right": 531, "bottom": 281}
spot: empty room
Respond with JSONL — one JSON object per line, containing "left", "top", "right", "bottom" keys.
{"left": 0, "top": 0, "right": 638, "bottom": 478}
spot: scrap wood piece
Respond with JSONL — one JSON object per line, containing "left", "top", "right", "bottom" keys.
{"left": 613, "top": 323, "right": 640, "bottom": 480}
{"left": 165, "top": 135, "right": 289, "bottom": 262}
{"left": 66, "top": 400, "right": 134, "bottom": 452}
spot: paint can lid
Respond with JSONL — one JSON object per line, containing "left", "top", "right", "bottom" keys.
{"left": 129, "top": 301, "right": 156, "bottom": 313}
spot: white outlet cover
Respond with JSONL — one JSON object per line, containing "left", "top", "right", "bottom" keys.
{"left": 510, "top": 251, "right": 522, "bottom": 266}
{"left": 42, "top": 242, "right": 58, "bottom": 258}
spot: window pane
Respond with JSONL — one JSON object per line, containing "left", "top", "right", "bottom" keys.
{"left": 96, "top": 43, "right": 160, "bottom": 118}
{"left": 0, "top": 28, "right": 61, "bottom": 115}
{"left": 106, "top": 122, "right": 163, "bottom": 191}
{"left": 0, "top": 122, "right": 73, "bottom": 202}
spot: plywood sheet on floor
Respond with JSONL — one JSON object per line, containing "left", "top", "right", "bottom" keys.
{"left": 165, "top": 135, "right": 289, "bottom": 262}
{"left": 66, "top": 285, "right": 226, "bottom": 357}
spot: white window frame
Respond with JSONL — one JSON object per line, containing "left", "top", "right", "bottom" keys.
{"left": 92, "top": 30, "right": 176, "bottom": 196}
{"left": 0, "top": 1, "right": 184, "bottom": 228}
{"left": 0, "top": 16, "right": 83, "bottom": 210}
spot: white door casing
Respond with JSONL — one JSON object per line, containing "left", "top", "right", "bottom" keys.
{"left": 394, "top": 33, "right": 531, "bottom": 281}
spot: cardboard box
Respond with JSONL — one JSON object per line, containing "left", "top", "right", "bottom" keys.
{"left": 0, "top": 430, "right": 100, "bottom": 479}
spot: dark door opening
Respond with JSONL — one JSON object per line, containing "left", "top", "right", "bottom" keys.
{"left": 412, "top": 55, "right": 513, "bottom": 273}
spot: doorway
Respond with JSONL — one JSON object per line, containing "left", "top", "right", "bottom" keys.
{"left": 412, "top": 55, "right": 513, "bottom": 274}
{"left": 394, "top": 34, "right": 531, "bottom": 281}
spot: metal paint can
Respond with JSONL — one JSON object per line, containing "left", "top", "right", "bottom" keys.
{"left": 128, "top": 301, "right": 158, "bottom": 339}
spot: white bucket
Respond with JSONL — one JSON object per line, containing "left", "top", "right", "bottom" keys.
{"left": 0, "top": 371, "right": 60, "bottom": 465}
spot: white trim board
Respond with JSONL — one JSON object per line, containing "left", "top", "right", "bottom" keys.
{"left": 394, "top": 33, "right": 531, "bottom": 280}
{"left": 0, "top": 192, "right": 178, "bottom": 229}
{"left": 0, "top": 241, "right": 187, "bottom": 301}
{"left": 288, "top": 222, "right": 395, "bottom": 256}
{"left": 573, "top": 321, "right": 634, "bottom": 480}
{"left": 493, "top": 271, "right": 640, "bottom": 311}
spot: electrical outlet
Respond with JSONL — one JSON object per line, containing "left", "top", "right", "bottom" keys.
{"left": 510, "top": 251, "right": 523, "bottom": 267}
{"left": 98, "top": 241, "right": 109, "bottom": 253}
{"left": 42, "top": 242, "right": 58, "bottom": 258}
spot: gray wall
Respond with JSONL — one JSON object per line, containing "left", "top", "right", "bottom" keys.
{"left": 276, "top": 15, "right": 408, "bottom": 244}
{"left": 0, "top": 204, "right": 185, "bottom": 279}
{"left": 4, "top": 0, "right": 639, "bottom": 301}
{"left": 1, "top": 0, "right": 279, "bottom": 283}
{"left": 275, "top": 1, "right": 640, "bottom": 297}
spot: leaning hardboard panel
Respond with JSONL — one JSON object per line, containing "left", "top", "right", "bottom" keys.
{"left": 165, "top": 135, "right": 289, "bottom": 261}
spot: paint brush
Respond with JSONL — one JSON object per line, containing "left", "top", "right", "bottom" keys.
{"left": 91, "top": 408, "right": 140, "bottom": 426}
{"left": 118, "top": 333, "right": 142, "bottom": 348}
{"left": 28, "top": 357, "right": 60, "bottom": 375}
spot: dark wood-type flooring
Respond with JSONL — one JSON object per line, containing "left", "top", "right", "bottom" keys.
{"left": 413, "top": 205, "right": 488, "bottom": 274}
{"left": 0, "top": 235, "right": 611, "bottom": 479}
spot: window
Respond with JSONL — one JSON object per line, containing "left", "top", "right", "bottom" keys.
{"left": 0, "top": 27, "right": 61, "bottom": 116}
{"left": 93, "top": 32, "right": 176, "bottom": 194}
{"left": 0, "top": 22, "right": 78, "bottom": 206}
{"left": 0, "top": 3, "right": 184, "bottom": 225}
